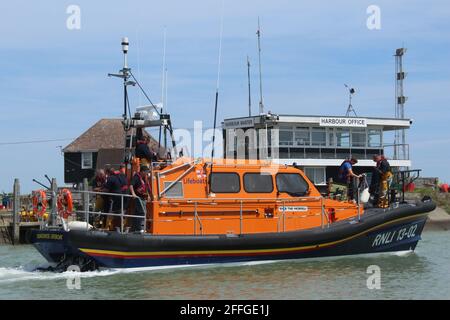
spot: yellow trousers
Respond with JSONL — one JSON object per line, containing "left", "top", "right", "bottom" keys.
{"left": 378, "top": 172, "right": 393, "bottom": 208}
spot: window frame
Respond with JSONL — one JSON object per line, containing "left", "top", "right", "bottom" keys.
{"left": 311, "top": 127, "right": 327, "bottom": 146}
{"left": 81, "top": 152, "right": 93, "bottom": 169}
{"left": 163, "top": 181, "right": 184, "bottom": 198}
{"left": 304, "top": 167, "right": 327, "bottom": 186}
{"left": 351, "top": 128, "right": 367, "bottom": 148}
{"left": 209, "top": 172, "right": 241, "bottom": 194}
{"left": 275, "top": 173, "right": 310, "bottom": 196}
{"left": 243, "top": 173, "right": 274, "bottom": 193}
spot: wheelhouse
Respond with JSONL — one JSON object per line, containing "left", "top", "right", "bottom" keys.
{"left": 144, "top": 158, "right": 362, "bottom": 235}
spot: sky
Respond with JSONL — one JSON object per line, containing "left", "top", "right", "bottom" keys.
{"left": 0, "top": 0, "right": 449, "bottom": 193}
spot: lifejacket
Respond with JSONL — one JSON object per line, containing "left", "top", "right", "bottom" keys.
{"left": 134, "top": 173, "right": 150, "bottom": 197}
{"left": 113, "top": 170, "right": 129, "bottom": 193}
{"left": 376, "top": 157, "right": 391, "bottom": 174}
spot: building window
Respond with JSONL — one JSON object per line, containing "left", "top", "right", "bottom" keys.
{"left": 328, "top": 128, "right": 335, "bottom": 147}
{"left": 336, "top": 129, "right": 350, "bottom": 147}
{"left": 351, "top": 129, "right": 366, "bottom": 148}
{"left": 210, "top": 173, "right": 240, "bottom": 193}
{"left": 311, "top": 127, "right": 326, "bottom": 146}
{"left": 304, "top": 167, "right": 326, "bottom": 185}
{"left": 368, "top": 129, "right": 382, "bottom": 147}
{"left": 81, "top": 152, "right": 93, "bottom": 169}
{"left": 243, "top": 173, "right": 274, "bottom": 193}
{"left": 294, "top": 127, "right": 310, "bottom": 146}
{"left": 279, "top": 126, "right": 294, "bottom": 146}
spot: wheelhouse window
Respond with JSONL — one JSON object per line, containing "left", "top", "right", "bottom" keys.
{"left": 210, "top": 173, "right": 240, "bottom": 193}
{"left": 276, "top": 173, "right": 309, "bottom": 196}
{"left": 81, "top": 152, "right": 93, "bottom": 169}
{"left": 243, "top": 173, "right": 274, "bottom": 193}
{"left": 311, "top": 127, "right": 326, "bottom": 146}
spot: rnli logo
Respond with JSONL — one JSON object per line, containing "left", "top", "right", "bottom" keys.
{"left": 196, "top": 170, "right": 207, "bottom": 178}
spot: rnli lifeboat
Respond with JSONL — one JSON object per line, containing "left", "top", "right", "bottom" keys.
{"left": 30, "top": 157, "right": 435, "bottom": 271}
{"left": 30, "top": 38, "right": 435, "bottom": 271}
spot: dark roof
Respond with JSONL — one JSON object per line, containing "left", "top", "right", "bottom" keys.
{"left": 63, "top": 118, "right": 161, "bottom": 153}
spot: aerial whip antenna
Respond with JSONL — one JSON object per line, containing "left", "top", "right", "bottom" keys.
{"left": 209, "top": 0, "right": 225, "bottom": 190}
{"left": 247, "top": 55, "right": 252, "bottom": 117}
{"left": 257, "top": 17, "right": 264, "bottom": 114}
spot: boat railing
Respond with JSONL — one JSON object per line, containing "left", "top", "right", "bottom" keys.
{"left": 70, "top": 190, "right": 148, "bottom": 233}
{"left": 65, "top": 190, "right": 351, "bottom": 235}
{"left": 158, "top": 196, "right": 336, "bottom": 234}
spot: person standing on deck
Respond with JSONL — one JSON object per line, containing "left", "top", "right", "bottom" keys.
{"left": 129, "top": 165, "right": 151, "bottom": 232}
{"left": 338, "top": 157, "right": 362, "bottom": 202}
{"left": 90, "top": 169, "right": 107, "bottom": 227}
{"left": 373, "top": 155, "right": 393, "bottom": 208}
{"left": 103, "top": 167, "right": 128, "bottom": 230}
{"left": 135, "top": 136, "right": 157, "bottom": 167}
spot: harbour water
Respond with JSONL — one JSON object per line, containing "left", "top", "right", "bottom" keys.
{"left": 0, "top": 230, "right": 449, "bottom": 300}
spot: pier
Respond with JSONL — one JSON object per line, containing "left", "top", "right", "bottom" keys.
{"left": 0, "top": 179, "right": 41, "bottom": 244}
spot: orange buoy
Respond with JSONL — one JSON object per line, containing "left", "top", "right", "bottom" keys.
{"left": 32, "top": 190, "right": 47, "bottom": 217}
{"left": 57, "top": 188, "right": 74, "bottom": 219}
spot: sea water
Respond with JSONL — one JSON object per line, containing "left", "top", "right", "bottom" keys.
{"left": 0, "top": 231, "right": 449, "bottom": 300}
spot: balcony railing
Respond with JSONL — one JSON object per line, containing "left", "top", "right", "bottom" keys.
{"left": 273, "top": 143, "right": 409, "bottom": 161}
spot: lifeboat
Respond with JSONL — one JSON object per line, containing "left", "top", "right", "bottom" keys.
{"left": 29, "top": 38, "right": 435, "bottom": 271}
{"left": 30, "top": 157, "right": 435, "bottom": 271}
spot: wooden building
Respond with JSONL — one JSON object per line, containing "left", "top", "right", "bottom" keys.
{"left": 63, "top": 118, "right": 160, "bottom": 185}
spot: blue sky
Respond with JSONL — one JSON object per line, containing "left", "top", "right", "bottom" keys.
{"left": 1, "top": 0, "right": 449, "bottom": 193}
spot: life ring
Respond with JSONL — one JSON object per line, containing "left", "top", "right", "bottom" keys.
{"left": 57, "top": 188, "right": 74, "bottom": 219}
{"left": 32, "top": 190, "right": 47, "bottom": 217}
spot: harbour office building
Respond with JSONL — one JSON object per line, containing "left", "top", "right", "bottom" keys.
{"left": 222, "top": 114, "right": 411, "bottom": 191}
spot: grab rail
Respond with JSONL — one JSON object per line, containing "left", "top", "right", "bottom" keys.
{"left": 72, "top": 190, "right": 147, "bottom": 234}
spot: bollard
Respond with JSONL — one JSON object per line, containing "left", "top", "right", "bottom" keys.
{"left": 12, "top": 179, "right": 20, "bottom": 244}
{"left": 83, "top": 178, "right": 89, "bottom": 225}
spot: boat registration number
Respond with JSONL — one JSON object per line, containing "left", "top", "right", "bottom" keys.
{"left": 371, "top": 223, "right": 418, "bottom": 248}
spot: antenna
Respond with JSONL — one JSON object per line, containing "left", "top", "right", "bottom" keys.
{"left": 394, "top": 47, "right": 408, "bottom": 161}
{"left": 257, "top": 17, "right": 264, "bottom": 114}
{"left": 161, "top": 27, "right": 167, "bottom": 113}
{"left": 247, "top": 55, "right": 252, "bottom": 117}
{"left": 108, "top": 37, "right": 136, "bottom": 121}
{"left": 344, "top": 84, "right": 357, "bottom": 117}
{"left": 209, "top": 0, "right": 225, "bottom": 191}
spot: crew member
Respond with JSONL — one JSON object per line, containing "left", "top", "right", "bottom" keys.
{"left": 129, "top": 165, "right": 151, "bottom": 232}
{"left": 90, "top": 169, "right": 107, "bottom": 227}
{"left": 338, "top": 157, "right": 361, "bottom": 202}
{"left": 103, "top": 167, "right": 128, "bottom": 230}
{"left": 373, "top": 154, "right": 393, "bottom": 208}
{"left": 135, "top": 136, "right": 157, "bottom": 167}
